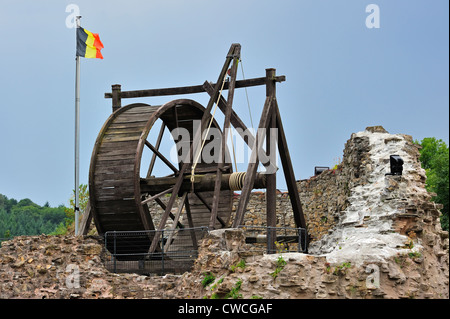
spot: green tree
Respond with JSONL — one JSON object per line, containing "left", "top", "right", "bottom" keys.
{"left": 0, "top": 195, "right": 66, "bottom": 237}
{"left": 416, "top": 137, "right": 449, "bottom": 231}
{"left": 53, "top": 184, "right": 89, "bottom": 235}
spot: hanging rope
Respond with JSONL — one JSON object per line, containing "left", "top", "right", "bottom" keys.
{"left": 240, "top": 59, "right": 254, "bottom": 129}
{"left": 229, "top": 122, "right": 238, "bottom": 173}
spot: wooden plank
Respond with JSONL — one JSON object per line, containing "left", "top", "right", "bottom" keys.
{"left": 119, "top": 105, "right": 160, "bottom": 114}
{"left": 97, "top": 148, "right": 137, "bottom": 157}
{"left": 96, "top": 154, "right": 136, "bottom": 162}
{"left": 93, "top": 165, "right": 134, "bottom": 175}
{"left": 98, "top": 140, "right": 138, "bottom": 150}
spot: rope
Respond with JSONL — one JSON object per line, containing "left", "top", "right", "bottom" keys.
{"left": 229, "top": 172, "right": 246, "bottom": 190}
{"left": 240, "top": 59, "right": 254, "bottom": 129}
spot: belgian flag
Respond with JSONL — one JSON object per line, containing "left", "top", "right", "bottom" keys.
{"left": 76, "top": 27, "right": 103, "bottom": 59}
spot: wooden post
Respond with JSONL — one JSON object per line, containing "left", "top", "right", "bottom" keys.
{"left": 265, "top": 69, "right": 277, "bottom": 253}
{"left": 111, "top": 84, "right": 121, "bottom": 113}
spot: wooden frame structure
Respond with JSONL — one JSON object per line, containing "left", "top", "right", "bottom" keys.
{"left": 83, "top": 43, "right": 308, "bottom": 253}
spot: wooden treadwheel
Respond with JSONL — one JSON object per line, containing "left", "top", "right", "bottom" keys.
{"left": 89, "top": 99, "right": 233, "bottom": 256}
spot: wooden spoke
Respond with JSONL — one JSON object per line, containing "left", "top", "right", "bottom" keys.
{"left": 141, "top": 187, "right": 174, "bottom": 205}
{"left": 144, "top": 140, "right": 178, "bottom": 174}
{"left": 146, "top": 121, "right": 166, "bottom": 178}
{"left": 164, "top": 192, "right": 188, "bottom": 252}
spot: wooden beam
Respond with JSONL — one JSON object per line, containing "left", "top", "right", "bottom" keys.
{"left": 265, "top": 68, "right": 277, "bottom": 253}
{"left": 104, "top": 76, "right": 286, "bottom": 100}
{"left": 140, "top": 173, "right": 267, "bottom": 193}
{"left": 111, "top": 84, "right": 121, "bottom": 112}
{"left": 210, "top": 44, "right": 241, "bottom": 229}
{"left": 232, "top": 96, "right": 274, "bottom": 228}
{"left": 274, "top": 99, "right": 307, "bottom": 231}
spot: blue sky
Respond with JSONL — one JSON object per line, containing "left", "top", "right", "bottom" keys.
{"left": 0, "top": 0, "right": 448, "bottom": 207}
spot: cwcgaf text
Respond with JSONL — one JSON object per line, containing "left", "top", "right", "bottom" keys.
{"left": 178, "top": 303, "right": 273, "bottom": 316}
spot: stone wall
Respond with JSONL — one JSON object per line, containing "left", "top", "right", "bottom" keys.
{"left": 0, "top": 227, "right": 447, "bottom": 299}
{"left": 0, "top": 235, "right": 183, "bottom": 299}
{"left": 176, "top": 228, "right": 449, "bottom": 299}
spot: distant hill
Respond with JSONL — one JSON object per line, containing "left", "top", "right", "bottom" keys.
{"left": 0, "top": 194, "right": 66, "bottom": 239}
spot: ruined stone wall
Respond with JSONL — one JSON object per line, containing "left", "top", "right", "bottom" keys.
{"left": 235, "top": 126, "right": 373, "bottom": 243}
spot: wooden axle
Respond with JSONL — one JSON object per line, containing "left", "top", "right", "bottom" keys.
{"left": 140, "top": 172, "right": 267, "bottom": 195}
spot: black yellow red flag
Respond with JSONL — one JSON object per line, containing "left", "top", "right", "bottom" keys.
{"left": 76, "top": 27, "right": 103, "bottom": 59}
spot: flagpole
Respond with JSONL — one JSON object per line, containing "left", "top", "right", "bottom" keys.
{"left": 74, "top": 15, "right": 81, "bottom": 235}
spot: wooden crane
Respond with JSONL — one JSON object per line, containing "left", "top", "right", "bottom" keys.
{"left": 82, "top": 43, "right": 308, "bottom": 258}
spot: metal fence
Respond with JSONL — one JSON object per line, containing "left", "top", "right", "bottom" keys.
{"left": 104, "top": 227, "right": 208, "bottom": 275}
{"left": 103, "top": 225, "right": 307, "bottom": 275}
{"left": 238, "top": 226, "right": 308, "bottom": 254}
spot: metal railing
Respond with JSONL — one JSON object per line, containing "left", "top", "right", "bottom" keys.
{"left": 238, "top": 225, "right": 308, "bottom": 254}
{"left": 104, "top": 227, "right": 208, "bottom": 275}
